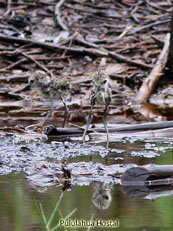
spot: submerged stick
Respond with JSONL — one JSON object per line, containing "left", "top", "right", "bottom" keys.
{"left": 134, "top": 33, "right": 170, "bottom": 103}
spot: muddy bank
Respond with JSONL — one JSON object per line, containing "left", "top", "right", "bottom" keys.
{"left": 0, "top": 132, "right": 109, "bottom": 174}
{"left": 0, "top": 127, "right": 172, "bottom": 190}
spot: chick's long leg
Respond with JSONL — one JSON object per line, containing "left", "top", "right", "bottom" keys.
{"left": 82, "top": 103, "right": 94, "bottom": 143}
{"left": 25, "top": 94, "right": 55, "bottom": 130}
{"left": 39, "top": 94, "right": 55, "bottom": 127}
{"left": 60, "top": 94, "right": 69, "bottom": 128}
{"left": 103, "top": 101, "right": 110, "bottom": 150}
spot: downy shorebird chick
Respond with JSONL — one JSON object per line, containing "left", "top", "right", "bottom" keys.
{"left": 28, "top": 70, "right": 70, "bottom": 128}
{"left": 82, "top": 70, "right": 111, "bottom": 149}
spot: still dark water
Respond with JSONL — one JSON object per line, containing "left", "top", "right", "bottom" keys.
{"left": 0, "top": 143, "right": 173, "bottom": 231}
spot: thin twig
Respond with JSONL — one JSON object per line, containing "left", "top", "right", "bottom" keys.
{"left": 54, "top": 0, "right": 68, "bottom": 31}
{"left": 129, "top": 19, "right": 170, "bottom": 35}
{"left": 0, "top": 33, "right": 87, "bottom": 53}
{"left": 0, "top": 33, "right": 156, "bottom": 70}
{"left": 0, "top": 58, "right": 27, "bottom": 72}
{"left": 0, "top": 75, "right": 29, "bottom": 83}
{"left": 21, "top": 52, "right": 53, "bottom": 77}
{"left": 69, "top": 123, "right": 85, "bottom": 131}
{"left": 0, "top": 46, "right": 53, "bottom": 76}
{"left": 118, "top": 25, "right": 133, "bottom": 39}
{"left": 4, "top": 0, "right": 12, "bottom": 16}
{"left": 69, "top": 122, "right": 98, "bottom": 133}
{"left": 4, "top": 5, "right": 27, "bottom": 17}
{"left": 109, "top": 51, "right": 153, "bottom": 70}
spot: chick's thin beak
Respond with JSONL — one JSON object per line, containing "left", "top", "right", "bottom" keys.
{"left": 29, "top": 79, "right": 34, "bottom": 86}
{"left": 93, "top": 85, "right": 101, "bottom": 96}
{"left": 94, "top": 85, "right": 101, "bottom": 93}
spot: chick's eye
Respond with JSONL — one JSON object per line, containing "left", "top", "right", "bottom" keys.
{"left": 30, "top": 79, "right": 34, "bottom": 84}
{"left": 61, "top": 86, "right": 66, "bottom": 90}
{"left": 103, "top": 80, "right": 107, "bottom": 84}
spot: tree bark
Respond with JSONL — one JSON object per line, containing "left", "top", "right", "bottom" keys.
{"left": 134, "top": 33, "right": 170, "bottom": 103}
{"left": 169, "top": 6, "right": 173, "bottom": 72}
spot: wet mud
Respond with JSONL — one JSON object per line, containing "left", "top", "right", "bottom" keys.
{"left": 0, "top": 124, "right": 172, "bottom": 190}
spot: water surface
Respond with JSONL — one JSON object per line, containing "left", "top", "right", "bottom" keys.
{"left": 0, "top": 142, "right": 172, "bottom": 231}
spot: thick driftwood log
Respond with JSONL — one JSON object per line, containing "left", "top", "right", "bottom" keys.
{"left": 95, "top": 121, "right": 173, "bottom": 132}
{"left": 46, "top": 121, "right": 173, "bottom": 137}
{"left": 121, "top": 184, "right": 173, "bottom": 199}
{"left": 169, "top": 8, "right": 173, "bottom": 72}
{"left": 121, "top": 164, "right": 173, "bottom": 186}
{"left": 45, "top": 126, "right": 84, "bottom": 136}
{"left": 134, "top": 33, "right": 170, "bottom": 103}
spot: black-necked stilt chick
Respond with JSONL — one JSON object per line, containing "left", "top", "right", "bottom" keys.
{"left": 28, "top": 70, "right": 70, "bottom": 128}
{"left": 82, "top": 70, "right": 111, "bottom": 149}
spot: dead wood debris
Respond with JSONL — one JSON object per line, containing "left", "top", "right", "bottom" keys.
{"left": 0, "top": 0, "right": 171, "bottom": 126}
{"left": 44, "top": 121, "right": 173, "bottom": 142}
{"left": 27, "top": 162, "right": 173, "bottom": 199}
{"left": 54, "top": 0, "right": 68, "bottom": 32}
{"left": 134, "top": 33, "right": 170, "bottom": 103}
{"left": 121, "top": 164, "right": 173, "bottom": 186}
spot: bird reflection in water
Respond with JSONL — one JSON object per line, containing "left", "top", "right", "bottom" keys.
{"left": 92, "top": 182, "right": 112, "bottom": 210}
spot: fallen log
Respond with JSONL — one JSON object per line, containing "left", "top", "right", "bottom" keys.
{"left": 45, "top": 126, "right": 84, "bottom": 136}
{"left": 168, "top": 8, "right": 173, "bottom": 72}
{"left": 121, "top": 184, "right": 173, "bottom": 199}
{"left": 95, "top": 121, "right": 173, "bottom": 132}
{"left": 134, "top": 33, "right": 170, "bottom": 103}
{"left": 45, "top": 121, "right": 173, "bottom": 137}
{"left": 121, "top": 164, "right": 173, "bottom": 186}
